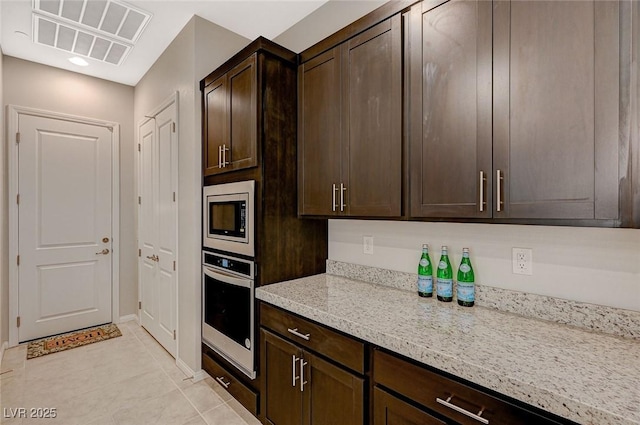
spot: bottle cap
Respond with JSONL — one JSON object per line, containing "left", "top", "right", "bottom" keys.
{"left": 462, "top": 247, "right": 469, "bottom": 253}
{"left": 422, "top": 243, "right": 428, "bottom": 249}
{"left": 441, "top": 245, "right": 447, "bottom": 251}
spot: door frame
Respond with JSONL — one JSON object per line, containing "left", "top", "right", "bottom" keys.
{"left": 7, "top": 105, "right": 120, "bottom": 347}
{"left": 136, "top": 92, "right": 179, "bottom": 356}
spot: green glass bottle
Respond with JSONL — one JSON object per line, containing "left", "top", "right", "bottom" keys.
{"left": 436, "top": 246, "right": 453, "bottom": 302}
{"left": 417, "top": 244, "right": 433, "bottom": 297}
{"left": 457, "top": 247, "right": 475, "bottom": 307}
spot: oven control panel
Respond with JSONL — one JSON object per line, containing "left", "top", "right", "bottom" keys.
{"left": 203, "top": 251, "right": 254, "bottom": 279}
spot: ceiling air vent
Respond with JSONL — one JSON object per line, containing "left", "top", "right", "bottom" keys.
{"left": 31, "top": 0, "right": 152, "bottom": 66}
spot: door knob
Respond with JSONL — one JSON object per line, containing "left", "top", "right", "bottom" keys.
{"left": 102, "top": 237, "right": 110, "bottom": 243}
{"left": 96, "top": 249, "right": 110, "bottom": 255}
{"left": 146, "top": 254, "right": 159, "bottom": 262}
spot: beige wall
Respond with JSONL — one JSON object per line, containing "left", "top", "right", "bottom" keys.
{"left": 273, "top": 0, "right": 387, "bottom": 53}
{"left": 134, "top": 15, "right": 248, "bottom": 373}
{"left": 0, "top": 50, "right": 6, "bottom": 349}
{"left": 1, "top": 57, "right": 136, "bottom": 342}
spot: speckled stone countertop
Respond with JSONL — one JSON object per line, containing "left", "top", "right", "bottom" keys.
{"left": 256, "top": 274, "right": 640, "bottom": 425}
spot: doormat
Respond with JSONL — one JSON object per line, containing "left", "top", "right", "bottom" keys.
{"left": 26, "top": 323, "right": 122, "bottom": 359}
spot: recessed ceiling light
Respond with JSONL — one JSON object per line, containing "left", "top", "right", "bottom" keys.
{"left": 69, "top": 57, "right": 89, "bottom": 66}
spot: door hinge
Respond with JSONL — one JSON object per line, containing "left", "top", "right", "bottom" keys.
{"left": 16, "top": 194, "right": 20, "bottom": 205}
{"left": 16, "top": 132, "right": 20, "bottom": 143}
{"left": 138, "top": 196, "right": 141, "bottom": 205}
{"left": 173, "top": 330, "right": 176, "bottom": 340}
{"left": 138, "top": 143, "right": 141, "bottom": 152}
{"left": 17, "top": 317, "right": 20, "bottom": 327}
{"left": 138, "top": 301, "right": 141, "bottom": 310}
{"left": 173, "top": 192, "right": 176, "bottom": 202}
{"left": 172, "top": 122, "right": 176, "bottom": 133}
{"left": 173, "top": 261, "right": 176, "bottom": 271}
{"left": 16, "top": 255, "right": 20, "bottom": 266}
{"left": 138, "top": 249, "right": 141, "bottom": 257}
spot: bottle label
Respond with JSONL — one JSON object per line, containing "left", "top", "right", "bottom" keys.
{"left": 438, "top": 261, "right": 448, "bottom": 269}
{"left": 419, "top": 258, "right": 429, "bottom": 267}
{"left": 459, "top": 264, "right": 471, "bottom": 273}
{"left": 437, "top": 278, "right": 453, "bottom": 297}
{"left": 457, "top": 282, "right": 475, "bottom": 302}
{"left": 417, "top": 276, "right": 433, "bottom": 294}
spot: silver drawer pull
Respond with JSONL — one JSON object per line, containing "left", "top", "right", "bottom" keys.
{"left": 287, "top": 328, "right": 310, "bottom": 341}
{"left": 436, "top": 396, "right": 489, "bottom": 424}
{"left": 215, "top": 376, "right": 231, "bottom": 389}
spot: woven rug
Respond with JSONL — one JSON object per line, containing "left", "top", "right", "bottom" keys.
{"left": 26, "top": 323, "right": 122, "bottom": 359}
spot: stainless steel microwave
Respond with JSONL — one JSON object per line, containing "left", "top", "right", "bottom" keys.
{"left": 203, "top": 180, "right": 255, "bottom": 257}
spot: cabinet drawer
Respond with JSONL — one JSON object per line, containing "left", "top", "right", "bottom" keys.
{"left": 374, "top": 349, "right": 567, "bottom": 425}
{"left": 202, "top": 349, "right": 258, "bottom": 416}
{"left": 260, "top": 303, "right": 365, "bottom": 374}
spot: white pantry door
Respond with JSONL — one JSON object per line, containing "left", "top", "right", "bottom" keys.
{"left": 138, "top": 97, "right": 178, "bottom": 357}
{"left": 17, "top": 113, "right": 113, "bottom": 342}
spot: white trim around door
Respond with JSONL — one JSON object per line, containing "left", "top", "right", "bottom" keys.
{"left": 7, "top": 105, "right": 120, "bottom": 347}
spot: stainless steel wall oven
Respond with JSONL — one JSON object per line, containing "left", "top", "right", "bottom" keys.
{"left": 202, "top": 250, "right": 255, "bottom": 379}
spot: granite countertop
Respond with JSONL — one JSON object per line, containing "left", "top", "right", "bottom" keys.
{"left": 256, "top": 273, "right": 640, "bottom": 425}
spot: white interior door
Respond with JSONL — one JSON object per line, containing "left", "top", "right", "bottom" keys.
{"left": 17, "top": 113, "right": 113, "bottom": 342}
{"left": 138, "top": 96, "right": 178, "bottom": 357}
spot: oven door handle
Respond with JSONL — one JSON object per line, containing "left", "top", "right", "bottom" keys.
{"left": 202, "top": 265, "right": 253, "bottom": 289}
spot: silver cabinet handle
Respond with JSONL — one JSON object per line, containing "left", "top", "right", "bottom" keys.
{"left": 496, "top": 169, "right": 503, "bottom": 212}
{"left": 300, "top": 358, "right": 308, "bottom": 392}
{"left": 436, "top": 396, "right": 489, "bottom": 424}
{"left": 287, "top": 328, "right": 310, "bottom": 341}
{"left": 332, "top": 184, "right": 338, "bottom": 212}
{"left": 292, "top": 355, "right": 300, "bottom": 387}
{"left": 96, "top": 248, "right": 110, "bottom": 255}
{"left": 222, "top": 144, "right": 230, "bottom": 167}
{"left": 215, "top": 376, "right": 230, "bottom": 389}
{"left": 340, "top": 183, "right": 346, "bottom": 212}
{"left": 218, "top": 145, "right": 222, "bottom": 168}
{"left": 479, "top": 171, "right": 486, "bottom": 212}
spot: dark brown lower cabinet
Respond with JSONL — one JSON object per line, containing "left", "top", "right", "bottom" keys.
{"left": 373, "top": 349, "right": 576, "bottom": 425}
{"left": 261, "top": 329, "right": 364, "bottom": 425}
{"left": 373, "top": 387, "right": 446, "bottom": 425}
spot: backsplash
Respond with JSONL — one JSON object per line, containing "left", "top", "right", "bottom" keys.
{"left": 327, "top": 259, "right": 640, "bottom": 339}
{"left": 328, "top": 220, "right": 640, "bottom": 312}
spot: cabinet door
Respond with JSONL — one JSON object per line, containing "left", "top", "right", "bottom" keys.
{"left": 227, "top": 53, "right": 258, "bottom": 172}
{"left": 203, "top": 74, "right": 228, "bottom": 176}
{"left": 262, "top": 330, "right": 303, "bottom": 425}
{"left": 373, "top": 387, "right": 446, "bottom": 425}
{"left": 298, "top": 48, "right": 342, "bottom": 216}
{"left": 304, "top": 353, "right": 364, "bottom": 425}
{"left": 342, "top": 16, "right": 402, "bottom": 217}
{"left": 409, "top": 0, "right": 493, "bottom": 218}
{"left": 493, "top": 1, "right": 620, "bottom": 220}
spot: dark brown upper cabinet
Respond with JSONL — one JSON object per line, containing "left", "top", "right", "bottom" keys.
{"left": 409, "top": 0, "right": 632, "bottom": 225}
{"left": 299, "top": 15, "right": 403, "bottom": 217}
{"left": 203, "top": 53, "right": 258, "bottom": 176}
{"left": 407, "top": 0, "right": 492, "bottom": 219}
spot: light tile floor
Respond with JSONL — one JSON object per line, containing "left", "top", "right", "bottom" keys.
{"left": 0, "top": 321, "right": 261, "bottom": 425}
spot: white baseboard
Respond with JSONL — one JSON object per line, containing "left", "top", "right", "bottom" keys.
{"left": 192, "top": 369, "right": 208, "bottom": 383}
{"left": 177, "top": 358, "right": 206, "bottom": 382}
{"left": 0, "top": 341, "right": 8, "bottom": 364}
{"left": 118, "top": 314, "right": 138, "bottom": 324}
{"left": 176, "top": 357, "right": 195, "bottom": 378}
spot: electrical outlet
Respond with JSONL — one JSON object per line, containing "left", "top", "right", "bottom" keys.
{"left": 363, "top": 236, "right": 374, "bottom": 255}
{"left": 512, "top": 248, "right": 533, "bottom": 275}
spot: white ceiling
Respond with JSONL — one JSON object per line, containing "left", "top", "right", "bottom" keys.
{"left": 0, "top": 0, "right": 336, "bottom": 86}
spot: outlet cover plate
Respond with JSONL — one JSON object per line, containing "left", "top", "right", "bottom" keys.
{"left": 512, "top": 247, "right": 533, "bottom": 275}
{"left": 363, "top": 236, "right": 374, "bottom": 255}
